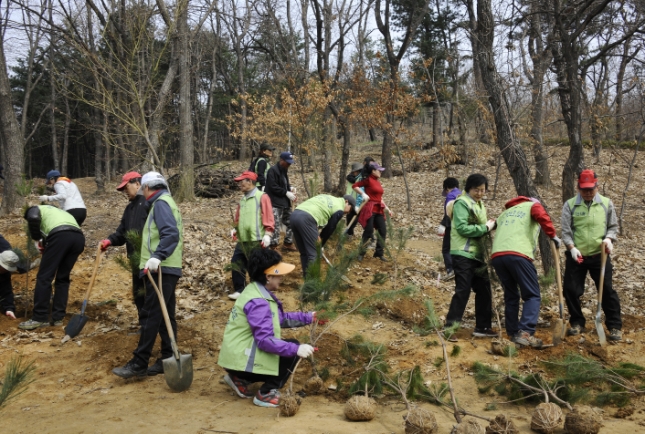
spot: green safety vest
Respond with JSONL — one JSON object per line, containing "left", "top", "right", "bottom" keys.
{"left": 296, "top": 194, "right": 345, "bottom": 227}
{"left": 450, "top": 194, "right": 487, "bottom": 261}
{"left": 254, "top": 157, "right": 270, "bottom": 187}
{"left": 346, "top": 181, "right": 357, "bottom": 198}
{"left": 217, "top": 282, "right": 281, "bottom": 375}
{"left": 38, "top": 205, "right": 80, "bottom": 237}
{"left": 139, "top": 193, "right": 184, "bottom": 270}
{"left": 566, "top": 193, "right": 611, "bottom": 256}
{"left": 491, "top": 201, "right": 539, "bottom": 259}
{"left": 237, "top": 189, "right": 266, "bottom": 242}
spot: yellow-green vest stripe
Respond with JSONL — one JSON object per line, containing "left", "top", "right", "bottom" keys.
{"left": 139, "top": 194, "right": 184, "bottom": 269}
{"left": 237, "top": 189, "right": 265, "bottom": 242}
{"left": 296, "top": 195, "right": 345, "bottom": 227}
{"left": 491, "top": 201, "right": 539, "bottom": 259}
{"left": 450, "top": 195, "right": 487, "bottom": 261}
{"left": 567, "top": 194, "right": 610, "bottom": 256}
{"left": 38, "top": 205, "right": 80, "bottom": 236}
{"left": 255, "top": 158, "right": 270, "bottom": 187}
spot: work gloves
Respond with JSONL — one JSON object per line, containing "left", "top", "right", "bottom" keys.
{"left": 485, "top": 219, "right": 496, "bottom": 232}
{"left": 312, "top": 311, "right": 329, "bottom": 325}
{"left": 361, "top": 193, "right": 370, "bottom": 203}
{"left": 38, "top": 195, "right": 49, "bottom": 202}
{"left": 99, "top": 239, "right": 111, "bottom": 251}
{"left": 261, "top": 234, "right": 272, "bottom": 248}
{"left": 552, "top": 236, "right": 561, "bottom": 249}
{"left": 145, "top": 257, "right": 161, "bottom": 272}
{"left": 286, "top": 191, "right": 297, "bottom": 201}
{"left": 569, "top": 247, "right": 583, "bottom": 264}
{"left": 437, "top": 225, "right": 446, "bottom": 236}
{"left": 297, "top": 344, "right": 315, "bottom": 358}
{"left": 603, "top": 238, "right": 613, "bottom": 254}
{"left": 5, "top": 311, "right": 15, "bottom": 320}
{"left": 230, "top": 229, "right": 237, "bottom": 242}
{"left": 34, "top": 240, "right": 44, "bottom": 254}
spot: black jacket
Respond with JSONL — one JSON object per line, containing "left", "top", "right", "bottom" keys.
{"left": 265, "top": 162, "right": 292, "bottom": 209}
{"left": 107, "top": 194, "right": 148, "bottom": 256}
{"left": 249, "top": 156, "right": 271, "bottom": 188}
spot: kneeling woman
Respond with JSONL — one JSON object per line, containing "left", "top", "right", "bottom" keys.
{"left": 218, "top": 249, "right": 316, "bottom": 408}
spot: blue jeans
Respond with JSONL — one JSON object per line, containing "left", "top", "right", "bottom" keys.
{"left": 492, "top": 255, "right": 541, "bottom": 337}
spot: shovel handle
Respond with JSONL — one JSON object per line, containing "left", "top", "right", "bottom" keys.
{"left": 343, "top": 200, "right": 368, "bottom": 234}
{"left": 550, "top": 241, "right": 565, "bottom": 321}
{"left": 597, "top": 248, "right": 608, "bottom": 318}
{"left": 145, "top": 267, "right": 181, "bottom": 360}
{"left": 81, "top": 245, "right": 104, "bottom": 315}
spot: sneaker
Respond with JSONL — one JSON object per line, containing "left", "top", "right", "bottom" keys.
{"left": 443, "top": 270, "right": 455, "bottom": 281}
{"left": 376, "top": 256, "right": 389, "bottom": 262}
{"left": 473, "top": 328, "right": 499, "bottom": 338}
{"left": 147, "top": 359, "right": 164, "bottom": 376}
{"left": 282, "top": 243, "right": 297, "bottom": 252}
{"left": 512, "top": 330, "right": 543, "bottom": 349}
{"left": 224, "top": 374, "right": 254, "bottom": 399}
{"left": 228, "top": 291, "right": 241, "bottom": 301}
{"left": 253, "top": 389, "right": 280, "bottom": 408}
{"left": 567, "top": 324, "right": 584, "bottom": 336}
{"left": 51, "top": 320, "right": 63, "bottom": 327}
{"left": 112, "top": 361, "right": 147, "bottom": 379}
{"left": 18, "top": 319, "right": 47, "bottom": 330}
{"left": 608, "top": 329, "right": 622, "bottom": 341}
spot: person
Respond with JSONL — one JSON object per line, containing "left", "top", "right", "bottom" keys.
{"left": 265, "top": 151, "right": 297, "bottom": 252}
{"left": 228, "top": 170, "right": 275, "bottom": 301}
{"left": 352, "top": 162, "right": 392, "bottom": 262}
{"left": 291, "top": 194, "right": 356, "bottom": 276}
{"left": 344, "top": 163, "right": 363, "bottom": 236}
{"left": 112, "top": 171, "right": 184, "bottom": 378}
{"left": 561, "top": 169, "right": 622, "bottom": 341}
{"left": 218, "top": 248, "right": 317, "bottom": 408}
{"left": 437, "top": 177, "right": 461, "bottom": 280}
{"left": 39, "top": 170, "right": 87, "bottom": 226}
{"left": 19, "top": 205, "right": 85, "bottom": 330}
{"left": 444, "top": 173, "right": 497, "bottom": 339}
{"left": 249, "top": 142, "right": 275, "bottom": 191}
{"left": 0, "top": 236, "right": 22, "bottom": 320}
{"left": 99, "top": 172, "right": 148, "bottom": 322}
{"left": 491, "top": 196, "right": 561, "bottom": 348}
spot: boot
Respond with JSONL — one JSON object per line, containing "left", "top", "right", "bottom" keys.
{"left": 282, "top": 242, "right": 297, "bottom": 252}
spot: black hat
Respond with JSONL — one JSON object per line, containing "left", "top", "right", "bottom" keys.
{"left": 260, "top": 143, "right": 275, "bottom": 151}
{"left": 343, "top": 194, "right": 356, "bottom": 208}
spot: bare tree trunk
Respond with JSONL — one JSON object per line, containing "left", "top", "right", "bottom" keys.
{"left": 49, "top": 38, "right": 59, "bottom": 171}
{"left": 432, "top": 101, "right": 439, "bottom": 147}
{"left": 177, "top": 0, "right": 194, "bottom": 201}
{"left": 62, "top": 88, "right": 70, "bottom": 174}
{"left": 322, "top": 107, "right": 333, "bottom": 192}
{"left": 336, "top": 117, "right": 351, "bottom": 194}
{"left": 87, "top": 7, "right": 105, "bottom": 193}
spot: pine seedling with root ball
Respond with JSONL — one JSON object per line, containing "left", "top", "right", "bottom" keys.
{"left": 0, "top": 356, "right": 35, "bottom": 411}
{"left": 345, "top": 344, "right": 386, "bottom": 421}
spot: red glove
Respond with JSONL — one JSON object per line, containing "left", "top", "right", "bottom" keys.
{"left": 100, "top": 239, "right": 111, "bottom": 251}
{"left": 35, "top": 240, "right": 44, "bottom": 254}
{"left": 313, "top": 311, "right": 329, "bottom": 325}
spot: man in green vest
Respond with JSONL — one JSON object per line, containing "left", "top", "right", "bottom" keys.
{"left": 228, "top": 170, "right": 275, "bottom": 301}
{"left": 248, "top": 142, "right": 275, "bottom": 190}
{"left": 290, "top": 194, "right": 355, "bottom": 277}
{"left": 491, "top": 196, "right": 561, "bottom": 348}
{"left": 19, "top": 205, "right": 85, "bottom": 330}
{"left": 561, "top": 169, "right": 622, "bottom": 341}
{"left": 113, "top": 171, "right": 184, "bottom": 378}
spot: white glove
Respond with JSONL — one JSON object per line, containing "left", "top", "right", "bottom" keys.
{"left": 39, "top": 195, "right": 49, "bottom": 202}
{"left": 230, "top": 228, "right": 237, "bottom": 238}
{"left": 286, "top": 191, "right": 296, "bottom": 201}
{"left": 437, "top": 225, "right": 446, "bottom": 236}
{"left": 290, "top": 187, "right": 296, "bottom": 193}
{"left": 485, "top": 219, "right": 496, "bottom": 232}
{"left": 569, "top": 247, "right": 583, "bottom": 263}
{"left": 145, "top": 257, "right": 161, "bottom": 272}
{"left": 361, "top": 193, "right": 370, "bottom": 202}
{"left": 297, "top": 344, "right": 315, "bottom": 358}
{"left": 603, "top": 238, "right": 613, "bottom": 254}
{"left": 261, "top": 234, "right": 272, "bottom": 248}
{"left": 354, "top": 206, "right": 360, "bottom": 214}
{"left": 5, "top": 311, "right": 16, "bottom": 320}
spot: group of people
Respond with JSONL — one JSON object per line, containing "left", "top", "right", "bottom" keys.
{"left": 439, "top": 170, "right": 622, "bottom": 348}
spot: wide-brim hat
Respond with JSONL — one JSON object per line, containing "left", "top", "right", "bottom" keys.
{"left": 350, "top": 162, "right": 362, "bottom": 172}
{"left": 343, "top": 194, "right": 356, "bottom": 208}
{"left": 116, "top": 171, "right": 142, "bottom": 191}
{"left": 0, "top": 250, "right": 19, "bottom": 272}
{"left": 264, "top": 262, "right": 296, "bottom": 275}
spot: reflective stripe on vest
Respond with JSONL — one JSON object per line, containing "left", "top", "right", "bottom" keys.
{"left": 567, "top": 193, "right": 610, "bottom": 256}
{"left": 38, "top": 205, "right": 80, "bottom": 237}
{"left": 491, "top": 201, "right": 539, "bottom": 259}
{"left": 238, "top": 189, "right": 265, "bottom": 242}
{"left": 139, "top": 193, "right": 184, "bottom": 269}
{"left": 295, "top": 194, "right": 345, "bottom": 227}
{"left": 254, "top": 157, "right": 270, "bottom": 186}
{"left": 217, "top": 282, "right": 281, "bottom": 375}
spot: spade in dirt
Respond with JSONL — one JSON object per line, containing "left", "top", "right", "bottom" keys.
{"left": 145, "top": 268, "right": 193, "bottom": 392}
{"left": 551, "top": 240, "right": 566, "bottom": 346}
{"left": 63, "top": 245, "right": 103, "bottom": 341}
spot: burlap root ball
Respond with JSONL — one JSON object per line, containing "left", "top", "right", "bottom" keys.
{"left": 344, "top": 395, "right": 377, "bottom": 421}
{"left": 491, "top": 339, "right": 516, "bottom": 356}
{"left": 485, "top": 414, "right": 519, "bottom": 434}
{"left": 279, "top": 394, "right": 301, "bottom": 417}
{"left": 530, "top": 403, "right": 563, "bottom": 433}
{"left": 404, "top": 407, "right": 438, "bottom": 434}
{"left": 303, "top": 375, "right": 324, "bottom": 395}
{"left": 564, "top": 405, "right": 603, "bottom": 434}
{"left": 451, "top": 419, "right": 484, "bottom": 434}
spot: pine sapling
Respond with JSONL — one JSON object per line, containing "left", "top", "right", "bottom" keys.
{"left": 377, "top": 213, "right": 414, "bottom": 289}
{"left": 0, "top": 356, "right": 35, "bottom": 410}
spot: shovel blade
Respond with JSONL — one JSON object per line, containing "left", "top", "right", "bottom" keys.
{"left": 596, "top": 315, "right": 607, "bottom": 347}
{"left": 552, "top": 319, "right": 564, "bottom": 346}
{"left": 162, "top": 353, "right": 193, "bottom": 392}
{"left": 64, "top": 314, "right": 88, "bottom": 339}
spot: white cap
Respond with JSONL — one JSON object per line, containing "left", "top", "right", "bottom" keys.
{"left": 0, "top": 250, "right": 19, "bottom": 272}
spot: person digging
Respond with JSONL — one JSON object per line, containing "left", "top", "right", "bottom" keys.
{"left": 290, "top": 194, "right": 356, "bottom": 277}
{"left": 561, "top": 169, "right": 622, "bottom": 341}
{"left": 19, "top": 205, "right": 85, "bottom": 330}
{"left": 491, "top": 196, "right": 561, "bottom": 349}
{"left": 0, "top": 236, "right": 24, "bottom": 320}
{"left": 99, "top": 172, "right": 148, "bottom": 326}
{"left": 39, "top": 170, "right": 87, "bottom": 226}
{"left": 249, "top": 142, "right": 275, "bottom": 191}
{"left": 218, "top": 248, "right": 318, "bottom": 408}
{"left": 228, "top": 170, "right": 275, "bottom": 301}
{"left": 265, "top": 151, "right": 298, "bottom": 252}
{"left": 112, "top": 171, "right": 184, "bottom": 378}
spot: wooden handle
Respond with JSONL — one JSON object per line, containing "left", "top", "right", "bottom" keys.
{"left": 146, "top": 268, "right": 180, "bottom": 360}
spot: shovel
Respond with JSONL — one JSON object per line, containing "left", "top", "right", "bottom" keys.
{"left": 63, "top": 245, "right": 103, "bottom": 341}
{"left": 321, "top": 249, "right": 352, "bottom": 284}
{"left": 595, "top": 247, "right": 608, "bottom": 347}
{"left": 145, "top": 267, "right": 193, "bottom": 392}
{"left": 343, "top": 199, "right": 368, "bottom": 236}
{"left": 551, "top": 240, "right": 566, "bottom": 346}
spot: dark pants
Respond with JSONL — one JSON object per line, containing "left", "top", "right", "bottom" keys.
{"left": 345, "top": 209, "right": 358, "bottom": 236}
{"left": 270, "top": 206, "right": 293, "bottom": 246}
{"left": 291, "top": 210, "right": 320, "bottom": 277}
{"left": 492, "top": 255, "right": 541, "bottom": 336}
{"left": 563, "top": 252, "right": 622, "bottom": 330}
{"left": 0, "top": 272, "right": 15, "bottom": 313}
{"left": 226, "top": 338, "right": 300, "bottom": 394}
{"left": 32, "top": 231, "right": 85, "bottom": 322}
{"left": 131, "top": 272, "right": 145, "bottom": 320}
{"left": 442, "top": 226, "right": 453, "bottom": 273}
{"left": 131, "top": 273, "right": 179, "bottom": 367}
{"left": 231, "top": 242, "right": 261, "bottom": 292}
{"left": 67, "top": 208, "right": 87, "bottom": 226}
{"left": 360, "top": 213, "right": 386, "bottom": 258}
{"left": 446, "top": 255, "right": 492, "bottom": 329}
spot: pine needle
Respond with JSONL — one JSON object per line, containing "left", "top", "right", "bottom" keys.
{"left": 0, "top": 356, "right": 36, "bottom": 410}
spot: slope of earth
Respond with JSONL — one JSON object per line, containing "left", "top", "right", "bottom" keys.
{"left": 1, "top": 143, "right": 645, "bottom": 433}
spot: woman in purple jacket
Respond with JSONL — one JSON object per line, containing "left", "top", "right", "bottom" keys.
{"left": 218, "top": 249, "right": 317, "bottom": 408}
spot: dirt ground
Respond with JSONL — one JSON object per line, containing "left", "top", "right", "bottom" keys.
{"left": 2, "top": 144, "right": 645, "bottom": 433}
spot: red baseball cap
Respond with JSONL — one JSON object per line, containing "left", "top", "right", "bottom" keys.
{"left": 116, "top": 172, "right": 142, "bottom": 191}
{"left": 234, "top": 171, "right": 258, "bottom": 182}
{"left": 578, "top": 169, "right": 597, "bottom": 189}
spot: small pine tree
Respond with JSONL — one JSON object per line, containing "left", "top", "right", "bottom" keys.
{"left": 0, "top": 356, "right": 35, "bottom": 411}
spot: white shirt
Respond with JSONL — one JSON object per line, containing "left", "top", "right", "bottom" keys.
{"left": 47, "top": 179, "right": 86, "bottom": 210}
